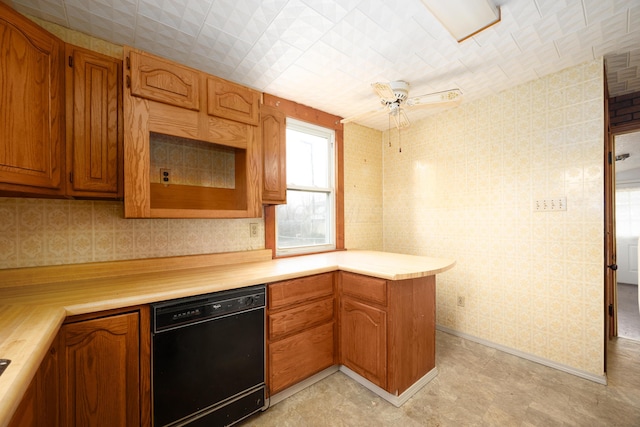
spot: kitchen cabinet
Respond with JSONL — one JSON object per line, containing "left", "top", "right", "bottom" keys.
{"left": 267, "top": 273, "right": 336, "bottom": 394}
{"left": 124, "top": 46, "right": 261, "bottom": 218}
{"left": 128, "top": 48, "right": 199, "bottom": 111}
{"left": 260, "top": 104, "right": 286, "bottom": 205}
{"left": 207, "top": 78, "right": 260, "bottom": 126}
{"left": 8, "top": 342, "right": 59, "bottom": 427}
{"left": 66, "top": 45, "right": 123, "bottom": 198}
{"left": 339, "top": 271, "right": 436, "bottom": 396}
{"left": 58, "top": 311, "right": 142, "bottom": 426}
{"left": 0, "top": 2, "right": 65, "bottom": 196}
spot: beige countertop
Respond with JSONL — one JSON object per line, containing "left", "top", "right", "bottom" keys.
{"left": 0, "top": 249, "right": 454, "bottom": 425}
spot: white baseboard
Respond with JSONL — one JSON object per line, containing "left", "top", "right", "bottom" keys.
{"left": 339, "top": 365, "right": 438, "bottom": 407}
{"left": 268, "top": 366, "right": 339, "bottom": 406}
{"left": 436, "top": 324, "right": 607, "bottom": 385}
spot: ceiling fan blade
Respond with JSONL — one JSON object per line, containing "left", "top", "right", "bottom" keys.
{"left": 340, "top": 107, "right": 386, "bottom": 124}
{"left": 391, "top": 109, "right": 411, "bottom": 129}
{"left": 371, "top": 82, "right": 396, "bottom": 101}
{"left": 406, "top": 89, "right": 462, "bottom": 106}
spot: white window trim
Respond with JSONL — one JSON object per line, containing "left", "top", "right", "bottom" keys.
{"left": 276, "top": 118, "right": 336, "bottom": 257}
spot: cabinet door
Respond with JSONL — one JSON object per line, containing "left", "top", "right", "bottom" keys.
{"left": 128, "top": 49, "right": 199, "bottom": 110}
{"left": 340, "top": 297, "right": 387, "bottom": 389}
{"left": 261, "top": 104, "right": 286, "bottom": 204}
{"left": 8, "top": 342, "right": 59, "bottom": 427}
{"left": 207, "top": 77, "right": 260, "bottom": 126}
{"left": 67, "top": 46, "right": 122, "bottom": 197}
{"left": 269, "top": 322, "right": 334, "bottom": 394}
{"left": 59, "top": 312, "right": 140, "bottom": 427}
{"left": 0, "top": 3, "right": 64, "bottom": 195}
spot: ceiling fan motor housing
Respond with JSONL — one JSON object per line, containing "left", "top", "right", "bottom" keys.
{"left": 388, "top": 81, "right": 410, "bottom": 103}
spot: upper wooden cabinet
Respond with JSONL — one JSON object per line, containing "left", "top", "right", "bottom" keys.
{"left": 123, "top": 46, "right": 262, "bottom": 218}
{"left": 128, "top": 50, "right": 199, "bottom": 111}
{"left": 66, "top": 45, "right": 123, "bottom": 198}
{"left": 260, "top": 104, "right": 286, "bottom": 205}
{"left": 0, "top": 2, "right": 65, "bottom": 196}
{"left": 207, "top": 78, "right": 260, "bottom": 126}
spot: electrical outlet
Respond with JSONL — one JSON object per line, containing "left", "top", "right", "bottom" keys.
{"left": 534, "top": 197, "right": 567, "bottom": 212}
{"left": 457, "top": 296, "right": 465, "bottom": 307}
{"left": 250, "top": 223, "right": 258, "bottom": 237}
{"left": 160, "top": 168, "right": 171, "bottom": 185}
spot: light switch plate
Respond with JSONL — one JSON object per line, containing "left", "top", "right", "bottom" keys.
{"left": 534, "top": 197, "right": 567, "bottom": 212}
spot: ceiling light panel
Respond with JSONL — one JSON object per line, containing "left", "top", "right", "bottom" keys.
{"left": 420, "top": 0, "right": 501, "bottom": 42}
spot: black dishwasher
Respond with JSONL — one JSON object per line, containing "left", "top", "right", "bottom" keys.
{"left": 151, "top": 285, "right": 267, "bottom": 427}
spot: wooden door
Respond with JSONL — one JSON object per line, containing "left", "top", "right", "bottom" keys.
{"left": 67, "top": 46, "right": 122, "bottom": 197}
{"left": 0, "top": 2, "right": 64, "bottom": 195}
{"left": 128, "top": 49, "right": 200, "bottom": 110}
{"left": 59, "top": 312, "right": 140, "bottom": 426}
{"left": 207, "top": 77, "right": 260, "bottom": 126}
{"left": 8, "top": 342, "right": 59, "bottom": 427}
{"left": 261, "top": 104, "right": 286, "bottom": 204}
{"left": 340, "top": 297, "right": 387, "bottom": 389}
{"left": 604, "top": 83, "right": 617, "bottom": 342}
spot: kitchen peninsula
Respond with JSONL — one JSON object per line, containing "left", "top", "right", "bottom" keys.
{"left": 0, "top": 250, "right": 454, "bottom": 426}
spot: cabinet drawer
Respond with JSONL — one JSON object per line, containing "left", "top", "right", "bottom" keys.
{"left": 268, "top": 322, "right": 334, "bottom": 394}
{"left": 269, "top": 297, "right": 333, "bottom": 341}
{"left": 269, "top": 273, "right": 334, "bottom": 309}
{"left": 341, "top": 272, "right": 387, "bottom": 306}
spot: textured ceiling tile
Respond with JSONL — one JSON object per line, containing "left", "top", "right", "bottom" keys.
{"left": 12, "top": 0, "right": 68, "bottom": 25}
{"left": 505, "top": 0, "right": 542, "bottom": 29}
{"left": 300, "top": 0, "right": 353, "bottom": 23}
{"left": 582, "top": 0, "right": 613, "bottom": 25}
{"left": 534, "top": 0, "right": 570, "bottom": 18}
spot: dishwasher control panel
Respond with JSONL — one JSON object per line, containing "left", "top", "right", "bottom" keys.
{"left": 151, "top": 285, "right": 265, "bottom": 333}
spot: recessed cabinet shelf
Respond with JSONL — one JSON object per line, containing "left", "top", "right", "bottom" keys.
{"left": 123, "top": 46, "right": 262, "bottom": 218}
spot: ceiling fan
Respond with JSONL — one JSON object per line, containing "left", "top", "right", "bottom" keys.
{"left": 341, "top": 81, "right": 462, "bottom": 129}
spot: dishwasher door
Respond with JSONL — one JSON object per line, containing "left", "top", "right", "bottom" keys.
{"left": 151, "top": 286, "right": 266, "bottom": 427}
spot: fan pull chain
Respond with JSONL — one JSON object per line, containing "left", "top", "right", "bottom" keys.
{"left": 397, "top": 125, "right": 401, "bottom": 153}
{"left": 388, "top": 114, "right": 392, "bottom": 147}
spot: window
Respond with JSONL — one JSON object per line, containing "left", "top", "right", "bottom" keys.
{"left": 276, "top": 118, "right": 336, "bottom": 255}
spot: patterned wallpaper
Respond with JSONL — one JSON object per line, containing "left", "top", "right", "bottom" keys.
{"left": 344, "top": 123, "right": 383, "bottom": 251}
{"left": 0, "top": 198, "right": 264, "bottom": 268}
{"left": 150, "top": 133, "right": 236, "bottom": 188}
{"left": 380, "top": 59, "right": 606, "bottom": 377}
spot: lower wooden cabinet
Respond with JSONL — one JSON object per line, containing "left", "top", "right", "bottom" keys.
{"left": 59, "top": 312, "right": 140, "bottom": 426}
{"left": 339, "top": 271, "right": 436, "bottom": 396}
{"left": 8, "top": 342, "right": 59, "bottom": 427}
{"left": 340, "top": 297, "right": 387, "bottom": 389}
{"left": 267, "top": 273, "right": 336, "bottom": 395}
{"left": 9, "top": 308, "right": 150, "bottom": 427}
{"left": 269, "top": 322, "right": 334, "bottom": 393}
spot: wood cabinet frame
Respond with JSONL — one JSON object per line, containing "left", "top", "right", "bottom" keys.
{"left": 123, "top": 46, "right": 261, "bottom": 218}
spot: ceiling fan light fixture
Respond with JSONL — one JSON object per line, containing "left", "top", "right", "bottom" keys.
{"left": 420, "top": 0, "right": 501, "bottom": 42}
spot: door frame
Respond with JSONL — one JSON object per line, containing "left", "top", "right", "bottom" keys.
{"left": 606, "top": 119, "right": 640, "bottom": 371}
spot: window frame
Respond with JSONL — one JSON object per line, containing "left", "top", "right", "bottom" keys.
{"left": 275, "top": 118, "right": 336, "bottom": 256}
{"left": 262, "top": 94, "right": 344, "bottom": 258}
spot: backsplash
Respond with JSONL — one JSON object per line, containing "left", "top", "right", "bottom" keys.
{"left": 150, "top": 133, "right": 236, "bottom": 188}
{"left": 0, "top": 198, "right": 264, "bottom": 269}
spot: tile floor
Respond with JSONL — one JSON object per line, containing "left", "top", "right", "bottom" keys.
{"left": 618, "top": 283, "right": 640, "bottom": 341}
{"left": 246, "top": 331, "right": 640, "bottom": 426}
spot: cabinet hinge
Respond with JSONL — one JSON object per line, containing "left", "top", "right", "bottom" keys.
{"left": 126, "top": 56, "right": 130, "bottom": 70}
{"left": 126, "top": 75, "right": 131, "bottom": 88}
{"left": 608, "top": 151, "right": 612, "bottom": 165}
{"left": 69, "top": 172, "right": 73, "bottom": 183}
{"left": 68, "top": 56, "right": 73, "bottom": 67}
{"left": 608, "top": 304, "right": 613, "bottom": 316}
